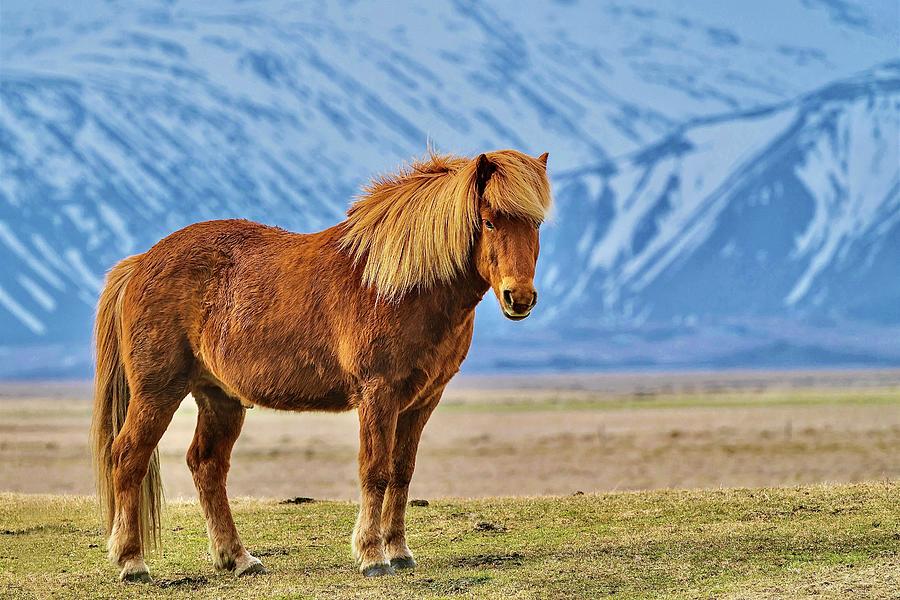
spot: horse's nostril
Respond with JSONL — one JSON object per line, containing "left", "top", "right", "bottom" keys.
{"left": 502, "top": 289, "right": 513, "bottom": 308}
{"left": 530, "top": 291, "right": 538, "bottom": 308}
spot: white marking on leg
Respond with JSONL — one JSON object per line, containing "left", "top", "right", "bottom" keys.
{"left": 351, "top": 509, "right": 362, "bottom": 563}
{"left": 107, "top": 512, "right": 125, "bottom": 565}
{"left": 119, "top": 557, "right": 149, "bottom": 580}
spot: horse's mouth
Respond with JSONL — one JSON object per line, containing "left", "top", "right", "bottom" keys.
{"left": 502, "top": 309, "right": 531, "bottom": 321}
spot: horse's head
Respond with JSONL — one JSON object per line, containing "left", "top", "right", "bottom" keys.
{"left": 472, "top": 151, "right": 550, "bottom": 321}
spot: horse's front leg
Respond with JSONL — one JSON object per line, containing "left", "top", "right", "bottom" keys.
{"left": 381, "top": 400, "right": 438, "bottom": 570}
{"left": 352, "top": 387, "right": 399, "bottom": 577}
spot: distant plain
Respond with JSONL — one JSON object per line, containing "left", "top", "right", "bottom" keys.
{"left": 2, "top": 369, "right": 897, "bottom": 501}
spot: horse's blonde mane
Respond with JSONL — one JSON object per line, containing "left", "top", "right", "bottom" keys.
{"left": 340, "top": 150, "right": 552, "bottom": 300}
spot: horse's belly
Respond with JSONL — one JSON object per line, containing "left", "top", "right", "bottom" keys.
{"left": 250, "top": 386, "right": 353, "bottom": 412}
{"left": 238, "top": 358, "right": 354, "bottom": 412}
{"left": 198, "top": 340, "right": 353, "bottom": 412}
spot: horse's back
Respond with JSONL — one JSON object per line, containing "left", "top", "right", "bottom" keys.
{"left": 141, "top": 219, "right": 292, "bottom": 267}
{"left": 114, "top": 220, "right": 302, "bottom": 379}
{"left": 124, "top": 218, "right": 289, "bottom": 315}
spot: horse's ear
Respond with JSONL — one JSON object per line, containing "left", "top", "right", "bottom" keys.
{"left": 475, "top": 153, "right": 496, "bottom": 198}
{"left": 538, "top": 152, "right": 549, "bottom": 167}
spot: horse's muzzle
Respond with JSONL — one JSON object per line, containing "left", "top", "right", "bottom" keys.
{"left": 502, "top": 308, "right": 532, "bottom": 321}
{"left": 500, "top": 285, "right": 537, "bottom": 320}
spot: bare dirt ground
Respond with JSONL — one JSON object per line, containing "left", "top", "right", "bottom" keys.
{"left": 1, "top": 370, "right": 898, "bottom": 500}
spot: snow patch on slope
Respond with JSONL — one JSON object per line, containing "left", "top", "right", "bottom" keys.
{"left": 788, "top": 94, "right": 899, "bottom": 304}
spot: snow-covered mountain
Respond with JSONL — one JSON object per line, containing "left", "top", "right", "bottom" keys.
{"left": 1, "top": 0, "right": 898, "bottom": 376}
{"left": 511, "top": 66, "right": 900, "bottom": 369}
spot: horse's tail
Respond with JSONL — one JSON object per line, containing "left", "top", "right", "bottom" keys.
{"left": 90, "top": 253, "right": 162, "bottom": 553}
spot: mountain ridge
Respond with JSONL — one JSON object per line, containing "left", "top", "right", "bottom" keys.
{"left": 1, "top": 0, "right": 897, "bottom": 376}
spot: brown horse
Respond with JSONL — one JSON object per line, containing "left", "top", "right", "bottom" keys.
{"left": 90, "top": 149, "right": 552, "bottom": 582}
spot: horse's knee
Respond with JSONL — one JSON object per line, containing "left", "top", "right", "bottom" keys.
{"left": 360, "top": 472, "right": 389, "bottom": 495}
{"left": 186, "top": 428, "right": 223, "bottom": 475}
{"left": 390, "top": 472, "right": 413, "bottom": 489}
{"left": 185, "top": 445, "right": 201, "bottom": 475}
{"left": 188, "top": 387, "right": 244, "bottom": 479}
{"left": 186, "top": 447, "right": 223, "bottom": 485}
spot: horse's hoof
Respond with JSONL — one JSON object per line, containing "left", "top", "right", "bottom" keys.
{"left": 234, "top": 554, "right": 267, "bottom": 577}
{"left": 361, "top": 562, "right": 396, "bottom": 577}
{"left": 120, "top": 569, "right": 152, "bottom": 584}
{"left": 390, "top": 556, "right": 417, "bottom": 570}
{"left": 236, "top": 561, "right": 268, "bottom": 577}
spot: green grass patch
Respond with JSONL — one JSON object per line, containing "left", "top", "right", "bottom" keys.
{"left": 1, "top": 483, "right": 897, "bottom": 598}
{"left": 440, "top": 387, "right": 900, "bottom": 412}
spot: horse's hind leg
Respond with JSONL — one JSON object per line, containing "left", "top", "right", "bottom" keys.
{"left": 109, "top": 387, "right": 183, "bottom": 582}
{"left": 187, "top": 384, "right": 265, "bottom": 576}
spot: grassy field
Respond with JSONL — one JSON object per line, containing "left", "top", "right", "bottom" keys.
{"left": 1, "top": 483, "right": 897, "bottom": 599}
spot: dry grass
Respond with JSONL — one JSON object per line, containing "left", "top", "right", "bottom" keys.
{"left": 1, "top": 386, "right": 898, "bottom": 499}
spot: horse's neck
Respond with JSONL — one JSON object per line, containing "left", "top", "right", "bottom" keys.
{"left": 423, "top": 264, "right": 490, "bottom": 318}
{"left": 318, "top": 222, "right": 490, "bottom": 322}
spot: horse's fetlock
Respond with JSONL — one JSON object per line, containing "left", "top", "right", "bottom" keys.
{"left": 213, "top": 551, "right": 237, "bottom": 572}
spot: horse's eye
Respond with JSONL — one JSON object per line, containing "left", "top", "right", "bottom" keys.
{"left": 484, "top": 220, "right": 495, "bottom": 231}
